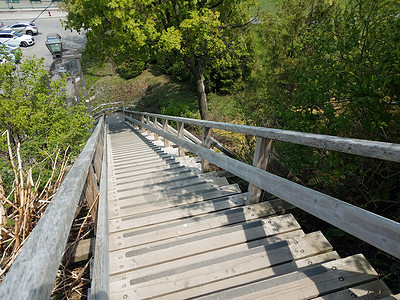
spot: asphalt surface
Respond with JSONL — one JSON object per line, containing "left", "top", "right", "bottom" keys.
{"left": 0, "top": 4, "right": 87, "bottom": 98}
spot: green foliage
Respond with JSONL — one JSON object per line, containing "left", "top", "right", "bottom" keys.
{"left": 238, "top": 0, "right": 400, "bottom": 215}
{"left": 0, "top": 57, "right": 92, "bottom": 186}
{"left": 116, "top": 59, "right": 148, "bottom": 80}
{"left": 62, "top": 0, "right": 257, "bottom": 118}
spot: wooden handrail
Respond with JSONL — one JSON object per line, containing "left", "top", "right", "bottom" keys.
{"left": 90, "top": 123, "right": 109, "bottom": 300}
{"left": 124, "top": 113, "right": 400, "bottom": 259}
{"left": 126, "top": 110, "right": 400, "bottom": 163}
{"left": 0, "top": 116, "right": 107, "bottom": 300}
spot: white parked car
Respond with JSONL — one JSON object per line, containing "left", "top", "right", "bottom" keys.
{"left": 0, "top": 30, "right": 35, "bottom": 47}
{"left": 7, "top": 21, "right": 39, "bottom": 35}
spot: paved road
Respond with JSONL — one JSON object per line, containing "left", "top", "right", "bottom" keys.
{"left": 2, "top": 15, "right": 85, "bottom": 71}
{"left": 1, "top": 10, "right": 87, "bottom": 99}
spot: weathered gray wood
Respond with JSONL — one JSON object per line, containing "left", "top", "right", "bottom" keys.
{"left": 65, "top": 238, "right": 95, "bottom": 263}
{"left": 247, "top": 137, "right": 272, "bottom": 205}
{"left": 153, "top": 116, "right": 158, "bottom": 140}
{"left": 93, "top": 145, "right": 102, "bottom": 184}
{"left": 177, "top": 121, "right": 185, "bottom": 157}
{"left": 151, "top": 251, "right": 339, "bottom": 300}
{"left": 91, "top": 124, "right": 109, "bottom": 300}
{"left": 109, "top": 199, "right": 272, "bottom": 248}
{"left": 197, "top": 254, "right": 378, "bottom": 300}
{"left": 85, "top": 165, "right": 99, "bottom": 223}
{"left": 163, "top": 119, "right": 169, "bottom": 147}
{"left": 140, "top": 114, "right": 144, "bottom": 132}
{"left": 125, "top": 115, "right": 400, "bottom": 258}
{"left": 313, "top": 280, "right": 392, "bottom": 300}
{"left": 0, "top": 117, "right": 105, "bottom": 300}
{"left": 109, "top": 214, "right": 300, "bottom": 275}
{"left": 202, "top": 126, "right": 212, "bottom": 172}
{"left": 109, "top": 230, "right": 304, "bottom": 285}
{"left": 108, "top": 185, "right": 242, "bottom": 229}
{"left": 110, "top": 231, "right": 332, "bottom": 298}
{"left": 125, "top": 110, "right": 400, "bottom": 163}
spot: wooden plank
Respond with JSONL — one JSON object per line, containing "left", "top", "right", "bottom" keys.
{"left": 93, "top": 144, "right": 103, "bottom": 184}
{"left": 163, "top": 119, "right": 169, "bottom": 147}
{"left": 110, "top": 180, "right": 228, "bottom": 206}
{"left": 109, "top": 198, "right": 274, "bottom": 249}
{"left": 84, "top": 166, "right": 99, "bottom": 223}
{"left": 108, "top": 213, "right": 301, "bottom": 275}
{"left": 109, "top": 230, "right": 304, "bottom": 285}
{"left": 110, "top": 177, "right": 228, "bottom": 203}
{"left": 65, "top": 238, "right": 95, "bottom": 263}
{"left": 194, "top": 254, "right": 378, "bottom": 300}
{"left": 202, "top": 126, "right": 212, "bottom": 172}
{"left": 108, "top": 184, "right": 242, "bottom": 221}
{"left": 91, "top": 126, "right": 109, "bottom": 300}
{"left": 112, "top": 232, "right": 332, "bottom": 299}
{"left": 0, "top": 117, "right": 105, "bottom": 300}
{"left": 111, "top": 159, "right": 174, "bottom": 172}
{"left": 177, "top": 121, "right": 185, "bottom": 157}
{"left": 126, "top": 115, "right": 400, "bottom": 258}
{"left": 111, "top": 164, "right": 187, "bottom": 180}
{"left": 150, "top": 251, "right": 339, "bottom": 300}
{"left": 110, "top": 231, "right": 333, "bottom": 298}
{"left": 125, "top": 110, "right": 400, "bottom": 163}
{"left": 111, "top": 152, "right": 170, "bottom": 165}
{"left": 313, "top": 280, "right": 392, "bottom": 300}
{"left": 112, "top": 156, "right": 175, "bottom": 169}
{"left": 110, "top": 168, "right": 193, "bottom": 186}
{"left": 247, "top": 137, "right": 272, "bottom": 205}
{"left": 153, "top": 116, "right": 158, "bottom": 140}
{"left": 108, "top": 194, "right": 246, "bottom": 250}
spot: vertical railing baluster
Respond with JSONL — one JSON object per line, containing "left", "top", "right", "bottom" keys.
{"left": 163, "top": 119, "right": 169, "bottom": 147}
{"left": 202, "top": 126, "right": 212, "bottom": 172}
{"left": 140, "top": 114, "right": 145, "bottom": 132}
{"left": 246, "top": 137, "right": 273, "bottom": 205}
{"left": 177, "top": 122, "right": 185, "bottom": 157}
{"left": 154, "top": 116, "right": 159, "bottom": 141}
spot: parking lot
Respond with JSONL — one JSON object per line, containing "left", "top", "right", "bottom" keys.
{"left": 1, "top": 12, "right": 85, "bottom": 71}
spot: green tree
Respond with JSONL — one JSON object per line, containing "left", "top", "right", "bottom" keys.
{"left": 0, "top": 57, "right": 92, "bottom": 166}
{"left": 61, "top": 0, "right": 256, "bottom": 119}
{"left": 238, "top": 0, "right": 400, "bottom": 210}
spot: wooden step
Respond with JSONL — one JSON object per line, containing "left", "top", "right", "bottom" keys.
{"left": 109, "top": 231, "right": 333, "bottom": 298}
{"left": 191, "top": 254, "right": 378, "bottom": 300}
{"left": 112, "top": 165, "right": 191, "bottom": 181}
{"left": 109, "top": 213, "right": 301, "bottom": 275}
{"left": 313, "top": 280, "right": 393, "bottom": 299}
{"left": 109, "top": 230, "right": 305, "bottom": 285}
{"left": 108, "top": 184, "right": 242, "bottom": 217}
{"left": 109, "top": 198, "right": 279, "bottom": 249}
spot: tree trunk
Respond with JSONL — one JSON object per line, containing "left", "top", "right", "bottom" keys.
{"left": 110, "top": 58, "right": 116, "bottom": 76}
{"left": 189, "top": 59, "right": 209, "bottom": 120}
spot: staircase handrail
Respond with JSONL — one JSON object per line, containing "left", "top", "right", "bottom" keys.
{"left": 0, "top": 116, "right": 107, "bottom": 300}
{"left": 124, "top": 110, "right": 400, "bottom": 259}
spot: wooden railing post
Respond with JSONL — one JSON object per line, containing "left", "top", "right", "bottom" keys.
{"left": 202, "top": 127, "right": 212, "bottom": 172}
{"left": 154, "top": 117, "right": 159, "bottom": 141}
{"left": 140, "top": 114, "right": 145, "bottom": 132}
{"left": 177, "top": 122, "right": 185, "bottom": 157}
{"left": 146, "top": 115, "right": 151, "bottom": 135}
{"left": 246, "top": 137, "right": 273, "bottom": 205}
{"left": 163, "top": 119, "right": 169, "bottom": 147}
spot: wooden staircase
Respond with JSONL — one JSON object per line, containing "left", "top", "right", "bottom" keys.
{"left": 106, "top": 114, "right": 396, "bottom": 300}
